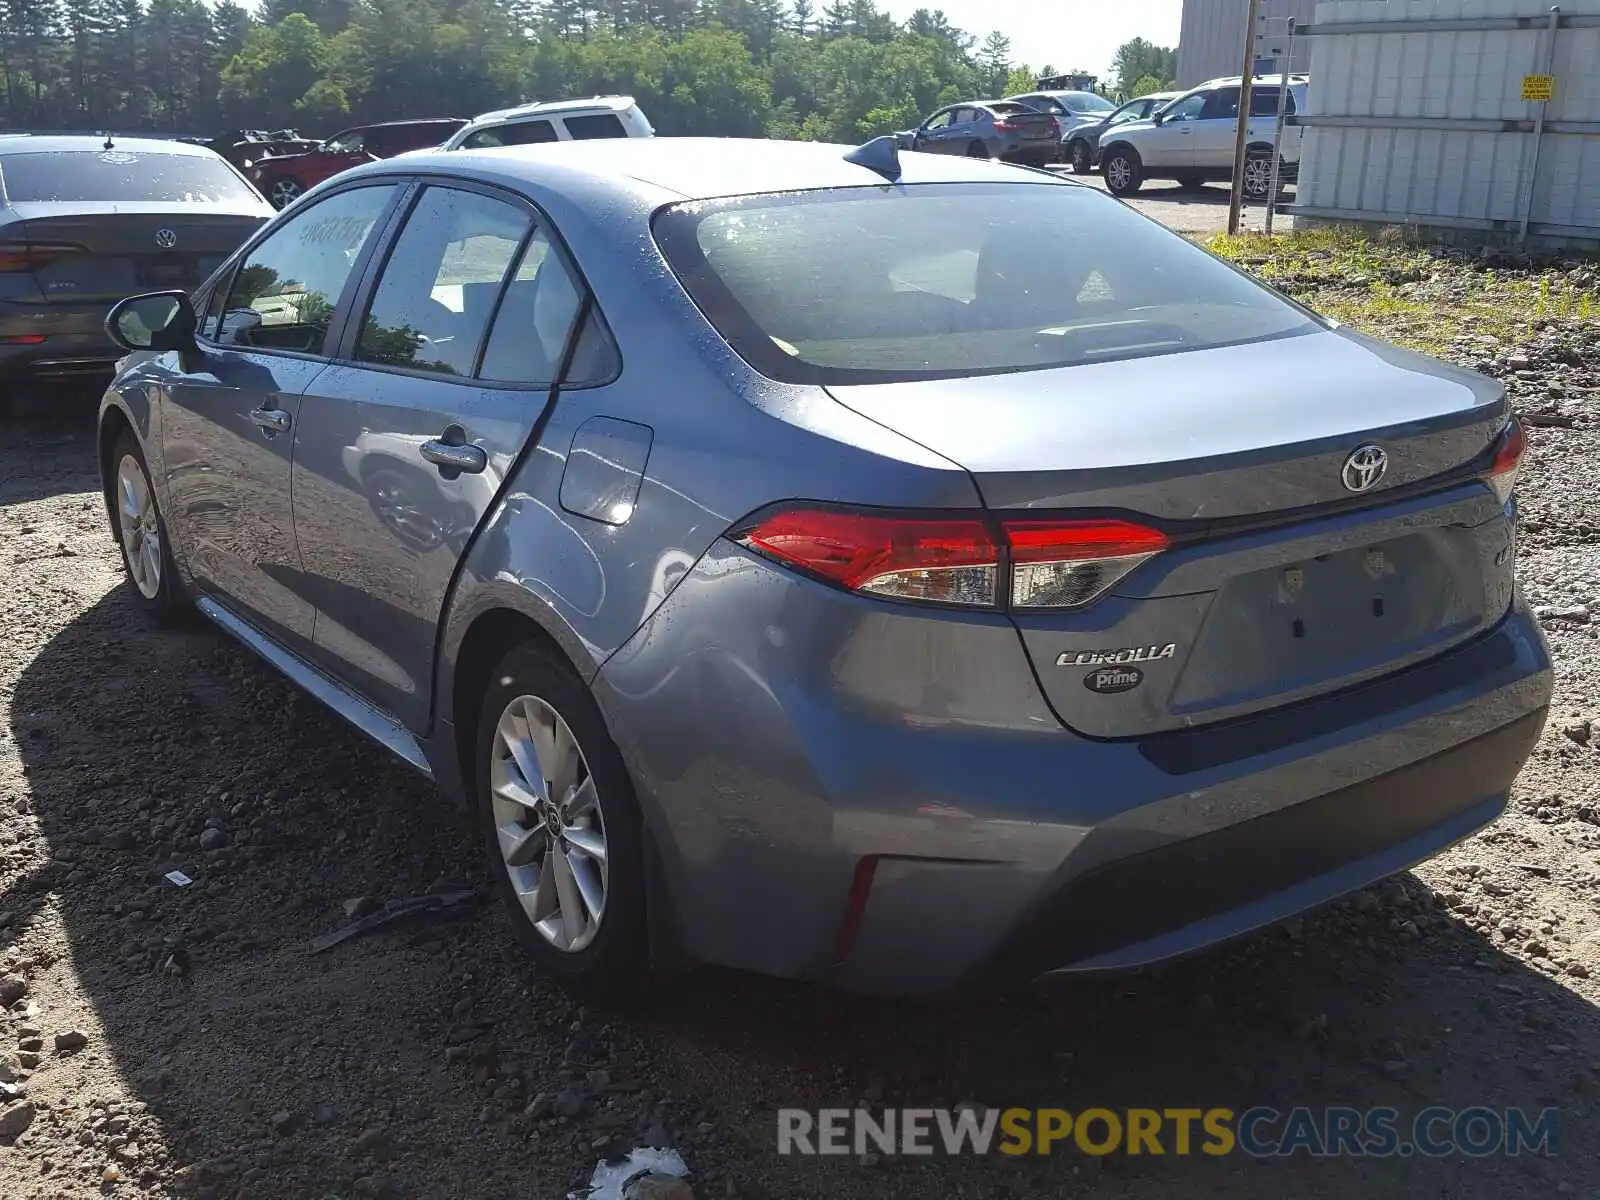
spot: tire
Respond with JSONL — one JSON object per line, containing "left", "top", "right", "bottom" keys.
{"left": 263, "top": 176, "right": 303, "bottom": 209}
{"left": 1175, "top": 172, "right": 1207, "bottom": 192}
{"left": 1243, "top": 151, "right": 1281, "bottom": 202}
{"left": 108, "top": 431, "right": 188, "bottom": 622}
{"left": 1102, "top": 147, "right": 1143, "bottom": 196}
{"left": 966, "top": 141, "right": 989, "bottom": 159}
{"left": 1069, "top": 139, "right": 1093, "bottom": 174}
{"left": 476, "top": 639, "right": 648, "bottom": 1003}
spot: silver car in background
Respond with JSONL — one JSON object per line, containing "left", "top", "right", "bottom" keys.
{"left": 1058, "top": 91, "right": 1181, "bottom": 174}
{"left": 97, "top": 137, "right": 1549, "bottom": 1001}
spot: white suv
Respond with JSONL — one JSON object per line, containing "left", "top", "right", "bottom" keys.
{"left": 441, "top": 96, "right": 655, "bottom": 150}
{"left": 1098, "top": 76, "right": 1308, "bottom": 200}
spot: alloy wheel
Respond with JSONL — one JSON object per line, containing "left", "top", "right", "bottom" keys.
{"left": 489, "top": 694, "right": 609, "bottom": 953}
{"left": 115, "top": 454, "right": 162, "bottom": 600}
{"left": 268, "top": 178, "right": 303, "bottom": 208}
{"left": 1105, "top": 156, "right": 1132, "bottom": 191}
{"left": 1244, "top": 155, "right": 1274, "bottom": 200}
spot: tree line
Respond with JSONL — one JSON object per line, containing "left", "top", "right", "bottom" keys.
{"left": 0, "top": 0, "right": 1177, "bottom": 145}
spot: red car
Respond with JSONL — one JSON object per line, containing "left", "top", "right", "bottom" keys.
{"left": 249, "top": 118, "right": 467, "bottom": 209}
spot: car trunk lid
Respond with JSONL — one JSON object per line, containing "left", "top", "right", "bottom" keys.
{"left": 997, "top": 110, "right": 1060, "bottom": 139}
{"left": 3, "top": 202, "right": 265, "bottom": 303}
{"left": 826, "top": 328, "right": 1518, "bottom": 738}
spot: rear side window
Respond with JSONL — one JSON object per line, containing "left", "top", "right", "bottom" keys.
{"left": 0, "top": 150, "right": 258, "bottom": 204}
{"left": 1202, "top": 87, "right": 1241, "bottom": 120}
{"left": 214, "top": 184, "right": 395, "bottom": 352}
{"left": 464, "top": 120, "right": 557, "bottom": 149}
{"left": 355, "top": 186, "right": 531, "bottom": 377}
{"left": 1250, "top": 88, "right": 1295, "bottom": 116}
{"left": 654, "top": 182, "right": 1317, "bottom": 384}
{"left": 564, "top": 114, "right": 627, "bottom": 140}
{"left": 478, "top": 228, "right": 617, "bottom": 385}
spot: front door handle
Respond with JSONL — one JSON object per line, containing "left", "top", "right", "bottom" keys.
{"left": 250, "top": 407, "right": 291, "bottom": 433}
{"left": 420, "top": 439, "right": 487, "bottom": 474}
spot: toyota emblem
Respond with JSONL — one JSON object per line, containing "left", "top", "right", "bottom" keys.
{"left": 1341, "top": 444, "right": 1389, "bottom": 493}
{"left": 154, "top": 228, "right": 177, "bottom": 250}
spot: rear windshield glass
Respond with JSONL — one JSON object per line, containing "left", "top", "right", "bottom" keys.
{"left": 565, "top": 113, "right": 628, "bottom": 140}
{"left": 0, "top": 150, "right": 257, "bottom": 204}
{"left": 1061, "top": 92, "right": 1114, "bottom": 112}
{"left": 654, "top": 182, "right": 1319, "bottom": 384}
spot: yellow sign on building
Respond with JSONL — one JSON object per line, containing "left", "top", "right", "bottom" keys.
{"left": 1522, "top": 74, "right": 1556, "bottom": 101}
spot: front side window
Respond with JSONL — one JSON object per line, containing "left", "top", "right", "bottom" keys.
{"left": 564, "top": 113, "right": 628, "bottom": 140}
{"left": 464, "top": 120, "right": 558, "bottom": 149}
{"left": 355, "top": 187, "right": 532, "bottom": 376}
{"left": 654, "top": 182, "right": 1318, "bottom": 385}
{"left": 213, "top": 184, "right": 395, "bottom": 352}
{"left": 1202, "top": 87, "right": 1241, "bottom": 120}
{"left": 1162, "top": 94, "right": 1207, "bottom": 123}
{"left": 923, "top": 112, "right": 953, "bottom": 131}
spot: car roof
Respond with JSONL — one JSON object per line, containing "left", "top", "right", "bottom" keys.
{"left": 469, "top": 95, "right": 638, "bottom": 124}
{"left": 0, "top": 135, "right": 224, "bottom": 158}
{"left": 1195, "top": 74, "right": 1309, "bottom": 88}
{"left": 348, "top": 118, "right": 466, "bottom": 132}
{"left": 1021, "top": 90, "right": 1106, "bottom": 102}
{"left": 372, "top": 136, "right": 1082, "bottom": 204}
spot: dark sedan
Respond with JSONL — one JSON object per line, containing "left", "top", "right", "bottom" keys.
{"left": 898, "top": 101, "right": 1063, "bottom": 165}
{"left": 0, "top": 136, "right": 271, "bottom": 384}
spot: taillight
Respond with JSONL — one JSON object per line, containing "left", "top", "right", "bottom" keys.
{"left": 1005, "top": 518, "right": 1169, "bottom": 609}
{"left": 734, "top": 508, "right": 999, "bottom": 607}
{"left": 733, "top": 508, "right": 1167, "bottom": 611}
{"left": 994, "top": 120, "right": 1017, "bottom": 131}
{"left": 1486, "top": 417, "right": 1526, "bottom": 504}
{"left": 0, "top": 242, "right": 84, "bottom": 274}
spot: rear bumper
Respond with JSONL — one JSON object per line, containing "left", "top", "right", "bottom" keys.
{"left": 1000, "top": 140, "right": 1065, "bottom": 165}
{"left": 0, "top": 300, "right": 120, "bottom": 379}
{"left": 595, "top": 542, "right": 1552, "bottom": 996}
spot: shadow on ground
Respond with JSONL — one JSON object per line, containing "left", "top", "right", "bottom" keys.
{"left": 6, "top": 463, "right": 1598, "bottom": 1199}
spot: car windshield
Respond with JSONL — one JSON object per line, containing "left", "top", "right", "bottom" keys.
{"left": 654, "top": 182, "right": 1319, "bottom": 384}
{"left": 0, "top": 150, "right": 258, "bottom": 204}
{"left": 1062, "top": 92, "right": 1114, "bottom": 112}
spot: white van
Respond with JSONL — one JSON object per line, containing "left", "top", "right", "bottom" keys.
{"left": 441, "top": 96, "right": 655, "bottom": 150}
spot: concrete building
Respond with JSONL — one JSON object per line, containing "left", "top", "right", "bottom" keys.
{"left": 1176, "top": 0, "right": 1320, "bottom": 87}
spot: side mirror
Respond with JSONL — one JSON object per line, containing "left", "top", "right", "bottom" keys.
{"left": 1152, "top": 112, "right": 1166, "bottom": 125}
{"left": 106, "top": 291, "right": 197, "bottom": 354}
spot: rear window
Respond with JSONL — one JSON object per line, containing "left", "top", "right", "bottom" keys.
{"left": 0, "top": 150, "right": 257, "bottom": 204}
{"left": 565, "top": 113, "right": 628, "bottom": 140}
{"left": 654, "top": 182, "right": 1319, "bottom": 385}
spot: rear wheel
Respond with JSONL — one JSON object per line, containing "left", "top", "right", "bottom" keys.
{"left": 1102, "top": 147, "right": 1143, "bottom": 196}
{"left": 476, "top": 639, "right": 648, "bottom": 1002}
{"left": 264, "top": 176, "right": 303, "bottom": 209}
{"left": 966, "top": 141, "right": 989, "bottom": 159}
{"left": 1243, "top": 151, "right": 1281, "bottom": 201}
{"left": 1175, "top": 172, "right": 1207, "bottom": 192}
{"left": 1069, "top": 140, "right": 1093, "bottom": 174}
{"left": 109, "top": 432, "right": 187, "bottom": 622}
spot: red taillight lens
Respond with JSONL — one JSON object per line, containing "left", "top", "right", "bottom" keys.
{"left": 1486, "top": 417, "right": 1526, "bottom": 504}
{"left": 735, "top": 508, "right": 999, "bottom": 606}
{"left": 0, "top": 242, "right": 84, "bottom": 273}
{"left": 1004, "top": 518, "right": 1170, "bottom": 609}
{"left": 734, "top": 508, "right": 1168, "bottom": 610}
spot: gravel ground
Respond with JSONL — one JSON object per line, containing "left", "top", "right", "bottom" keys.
{"left": 4, "top": 252, "right": 1600, "bottom": 1198}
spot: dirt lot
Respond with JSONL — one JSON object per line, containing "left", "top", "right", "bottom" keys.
{"left": 4, "top": 242, "right": 1600, "bottom": 1198}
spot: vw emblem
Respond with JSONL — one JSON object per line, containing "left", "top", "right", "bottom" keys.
{"left": 154, "top": 228, "right": 177, "bottom": 250}
{"left": 1341, "top": 444, "right": 1389, "bottom": 493}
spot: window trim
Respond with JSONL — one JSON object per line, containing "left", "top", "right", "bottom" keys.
{"left": 329, "top": 174, "right": 621, "bottom": 393}
{"left": 192, "top": 180, "right": 410, "bottom": 364}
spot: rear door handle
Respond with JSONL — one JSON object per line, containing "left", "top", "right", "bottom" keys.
{"left": 250, "top": 407, "right": 291, "bottom": 433}
{"left": 420, "top": 439, "right": 487, "bottom": 474}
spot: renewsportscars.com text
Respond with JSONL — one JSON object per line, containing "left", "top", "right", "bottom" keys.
{"left": 777, "top": 1106, "right": 1559, "bottom": 1158}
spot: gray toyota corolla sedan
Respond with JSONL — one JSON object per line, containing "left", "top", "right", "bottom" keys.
{"left": 97, "top": 137, "right": 1552, "bottom": 1000}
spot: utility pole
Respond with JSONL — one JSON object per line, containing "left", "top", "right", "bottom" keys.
{"left": 1227, "top": 0, "right": 1265, "bottom": 235}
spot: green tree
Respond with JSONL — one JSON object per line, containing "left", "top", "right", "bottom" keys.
{"left": 1111, "top": 36, "right": 1175, "bottom": 96}
{"left": 218, "top": 12, "right": 330, "bottom": 125}
{"left": 978, "top": 28, "right": 1009, "bottom": 96}
{"left": 1130, "top": 74, "right": 1164, "bottom": 98}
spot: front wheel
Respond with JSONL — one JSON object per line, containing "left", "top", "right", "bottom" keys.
{"left": 109, "top": 432, "right": 188, "bottom": 622}
{"left": 477, "top": 640, "right": 648, "bottom": 1003}
{"left": 1069, "top": 140, "right": 1093, "bottom": 174}
{"left": 1102, "top": 148, "right": 1143, "bottom": 196}
{"left": 966, "top": 141, "right": 989, "bottom": 159}
{"left": 264, "top": 176, "right": 303, "bottom": 209}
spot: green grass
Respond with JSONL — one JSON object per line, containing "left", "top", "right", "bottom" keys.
{"left": 1198, "top": 229, "right": 1600, "bottom": 358}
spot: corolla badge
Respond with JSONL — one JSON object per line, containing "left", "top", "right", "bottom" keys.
{"left": 1056, "top": 643, "right": 1177, "bottom": 667}
{"left": 1341, "top": 444, "right": 1388, "bottom": 493}
{"left": 154, "top": 228, "right": 178, "bottom": 250}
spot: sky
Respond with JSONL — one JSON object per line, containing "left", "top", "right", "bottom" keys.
{"left": 877, "top": 0, "right": 1183, "bottom": 80}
